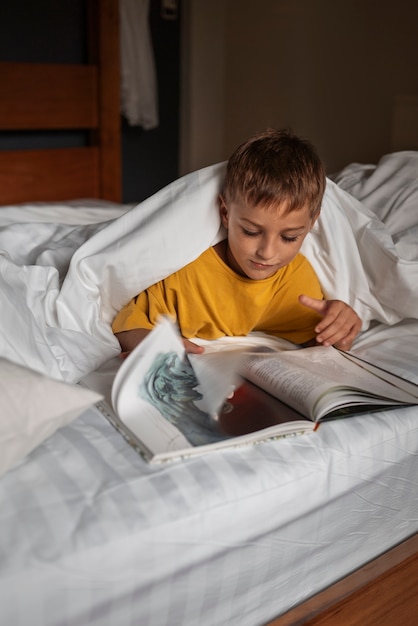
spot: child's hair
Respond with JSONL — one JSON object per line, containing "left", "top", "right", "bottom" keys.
{"left": 223, "top": 128, "right": 326, "bottom": 218}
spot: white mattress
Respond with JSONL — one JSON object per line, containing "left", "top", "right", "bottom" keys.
{"left": 1, "top": 321, "right": 418, "bottom": 626}
{"left": 1, "top": 152, "right": 418, "bottom": 625}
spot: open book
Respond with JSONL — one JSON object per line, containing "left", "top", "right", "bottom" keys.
{"left": 83, "top": 317, "right": 418, "bottom": 463}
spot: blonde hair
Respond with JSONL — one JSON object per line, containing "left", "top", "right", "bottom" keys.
{"left": 223, "top": 128, "right": 326, "bottom": 218}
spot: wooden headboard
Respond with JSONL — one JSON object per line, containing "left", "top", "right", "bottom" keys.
{"left": 0, "top": 0, "right": 121, "bottom": 204}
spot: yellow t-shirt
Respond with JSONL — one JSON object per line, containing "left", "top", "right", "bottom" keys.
{"left": 112, "top": 246, "right": 324, "bottom": 345}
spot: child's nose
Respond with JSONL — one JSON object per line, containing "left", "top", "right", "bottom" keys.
{"left": 257, "top": 237, "right": 277, "bottom": 259}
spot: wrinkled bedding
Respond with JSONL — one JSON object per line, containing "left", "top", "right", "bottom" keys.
{"left": 1, "top": 152, "right": 418, "bottom": 382}
{"left": 1, "top": 152, "right": 418, "bottom": 626}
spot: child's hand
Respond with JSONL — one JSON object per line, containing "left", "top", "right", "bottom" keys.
{"left": 299, "top": 295, "right": 362, "bottom": 350}
{"left": 182, "top": 338, "right": 205, "bottom": 354}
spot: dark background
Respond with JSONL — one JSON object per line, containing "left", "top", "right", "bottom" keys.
{"left": 0, "top": 0, "right": 181, "bottom": 203}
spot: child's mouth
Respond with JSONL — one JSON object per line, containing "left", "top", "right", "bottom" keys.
{"left": 251, "top": 261, "right": 273, "bottom": 269}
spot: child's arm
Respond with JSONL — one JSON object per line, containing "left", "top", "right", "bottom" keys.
{"left": 115, "top": 328, "right": 151, "bottom": 353}
{"left": 115, "top": 328, "right": 204, "bottom": 357}
{"left": 298, "top": 295, "right": 362, "bottom": 350}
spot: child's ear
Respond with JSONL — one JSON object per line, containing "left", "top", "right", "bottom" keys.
{"left": 309, "top": 211, "right": 320, "bottom": 229}
{"left": 218, "top": 195, "right": 229, "bottom": 227}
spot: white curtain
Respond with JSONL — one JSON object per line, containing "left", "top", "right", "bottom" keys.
{"left": 119, "top": 0, "right": 159, "bottom": 129}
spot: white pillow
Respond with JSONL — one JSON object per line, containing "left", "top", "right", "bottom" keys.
{"left": 0, "top": 359, "right": 102, "bottom": 478}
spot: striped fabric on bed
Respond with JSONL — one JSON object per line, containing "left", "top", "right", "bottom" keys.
{"left": 2, "top": 320, "right": 418, "bottom": 626}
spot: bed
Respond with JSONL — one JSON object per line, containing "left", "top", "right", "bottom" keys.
{"left": 1, "top": 2, "right": 418, "bottom": 624}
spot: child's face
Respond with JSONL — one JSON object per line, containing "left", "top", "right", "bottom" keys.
{"left": 219, "top": 197, "right": 318, "bottom": 280}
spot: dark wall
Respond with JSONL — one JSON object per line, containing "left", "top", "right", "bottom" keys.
{"left": 0, "top": 0, "right": 85, "bottom": 63}
{"left": 0, "top": 0, "right": 181, "bottom": 203}
{"left": 122, "top": 1, "right": 181, "bottom": 203}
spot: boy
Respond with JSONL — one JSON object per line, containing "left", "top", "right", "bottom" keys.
{"left": 112, "top": 129, "right": 361, "bottom": 355}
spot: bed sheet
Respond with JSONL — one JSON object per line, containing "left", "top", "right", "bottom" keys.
{"left": 1, "top": 152, "right": 418, "bottom": 625}
{"left": 1, "top": 319, "right": 418, "bottom": 626}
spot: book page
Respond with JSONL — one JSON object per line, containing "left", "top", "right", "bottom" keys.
{"left": 216, "top": 380, "right": 309, "bottom": 436}
{"left": 341, "top": 352, "right": 418, "bottom": 400}
{"left": 283, "top": 347, "right": 418, "bottom": 404}
{"left": 110, "top": 320, "right": 317, "bottom": 460}
{"left": 84, "top": 324, "right": 317, "bottom": 462}
{"left": 113, "top": 318, "right": 239, "bottom": 454}
{"left": 188, "top": 348, "right": 245, "bottom": 418}
{"left": 241, "top": 346, "right": 418, "bottom": 421}
{"left": 241, "top": 352, "right": 335, "bottom": 419}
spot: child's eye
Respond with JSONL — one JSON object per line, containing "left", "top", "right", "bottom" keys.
{"left": 281, "top": 235, "right": 298, "bottom": 243}
{"left": 242, "top": 228, "right": 260, "bottom": 237}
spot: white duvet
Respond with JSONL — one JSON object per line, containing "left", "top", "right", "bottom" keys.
{"left": 1, "top": 151, "right": 418, "bottom": 626}
{"left": 0, "top": 152, "right": 417, "bottom": 383}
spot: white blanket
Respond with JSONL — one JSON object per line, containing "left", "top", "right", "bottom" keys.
{"left": 1, "top": 153, "right": 418, "bottom": 383}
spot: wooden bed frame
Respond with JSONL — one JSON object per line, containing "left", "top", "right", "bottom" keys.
{"left": 269, "top": 532, "right": 418, "bottom": 625}
{"left": 0, "top": 0, "right": 121, "bottom": 204}
{"left": 0, "top": 2, "right": 417, "bottom": 624}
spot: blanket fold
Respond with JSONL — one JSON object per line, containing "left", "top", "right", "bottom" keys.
{"left": 0, "top": 155, "right": 417, "bottom": 383}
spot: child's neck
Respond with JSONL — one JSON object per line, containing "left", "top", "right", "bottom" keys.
{"left": 213, "top": 239, "right": 228, "bottom": 264}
